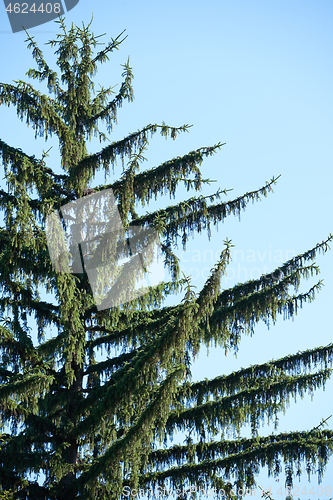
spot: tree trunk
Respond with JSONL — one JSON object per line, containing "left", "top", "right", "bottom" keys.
{"left": 58, "top": 359, "right": 82, "bottom": 500}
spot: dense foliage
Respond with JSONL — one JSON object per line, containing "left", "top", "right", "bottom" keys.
{"left": 0, "top": 17, "right": 332, "bottom": 500}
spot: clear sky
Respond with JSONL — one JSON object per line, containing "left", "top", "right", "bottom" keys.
{"left": 0, "top": 0, "right": 333, "bottom": 498}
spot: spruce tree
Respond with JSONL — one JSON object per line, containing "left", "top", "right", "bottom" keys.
{"left": 0, "top": 17, "right": 333, "bottom": 500}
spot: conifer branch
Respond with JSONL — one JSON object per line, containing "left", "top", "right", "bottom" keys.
{"left": 137, "top": 430, "right": 333, "bottom": 488}
{"left": 258, "top": 485, "right": 274, "bottom": 500}
{"left": 88, "top": 57, "right": 134, "bottom": 131}
{"left": 91, "top": 30, "right": 128, "bottom": 65}
{"left": 102, "top": 143, "right": 224, "bottom": 207}
{"left": 74, "top": 122, "right": 192, "bottom": 179}
{"left": 311, "top": 415, "right": 332, "bottom": 432}
{"left": 23, "top": 28, "right": 63, "bottom": 98}
{"left": 0, "top": 82, "right": 68, "bottom": 140}
{"left": 176, "top": 343, "right": 333, "bottom": 406}
{"left": 131, "top": 175, "right": 281, "bottom": 248}
{"left": 165, "top": 369, "right": 333, "bottom": 439}
{"left": 214, "top": 233, "right": 333, "bottom": 310}
{"left": 0, "top": 139, "right": 67, "bottom": 182}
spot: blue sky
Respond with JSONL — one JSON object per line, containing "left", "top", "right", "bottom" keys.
{"left": 0, "top": 0, "right": 333, "bottom": 497}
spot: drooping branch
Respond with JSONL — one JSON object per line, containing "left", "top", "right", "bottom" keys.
{"left": 176, "top": 342, "right": 333, "bottom": 407}
{"left": 0, "top": 82, "right": 68, "bottom": 140}
{"left": 131, "top": 175, "right": 281, "bottom": 248}
{"left": 71, "top": 122, "right": 192, "bottom": 182}
{"left": 138, "top": 430, "right": 333, "bottom": 489}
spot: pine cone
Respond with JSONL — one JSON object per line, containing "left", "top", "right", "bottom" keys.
{"left": 82, "top": 187, "right": 96, "bottom": 197}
